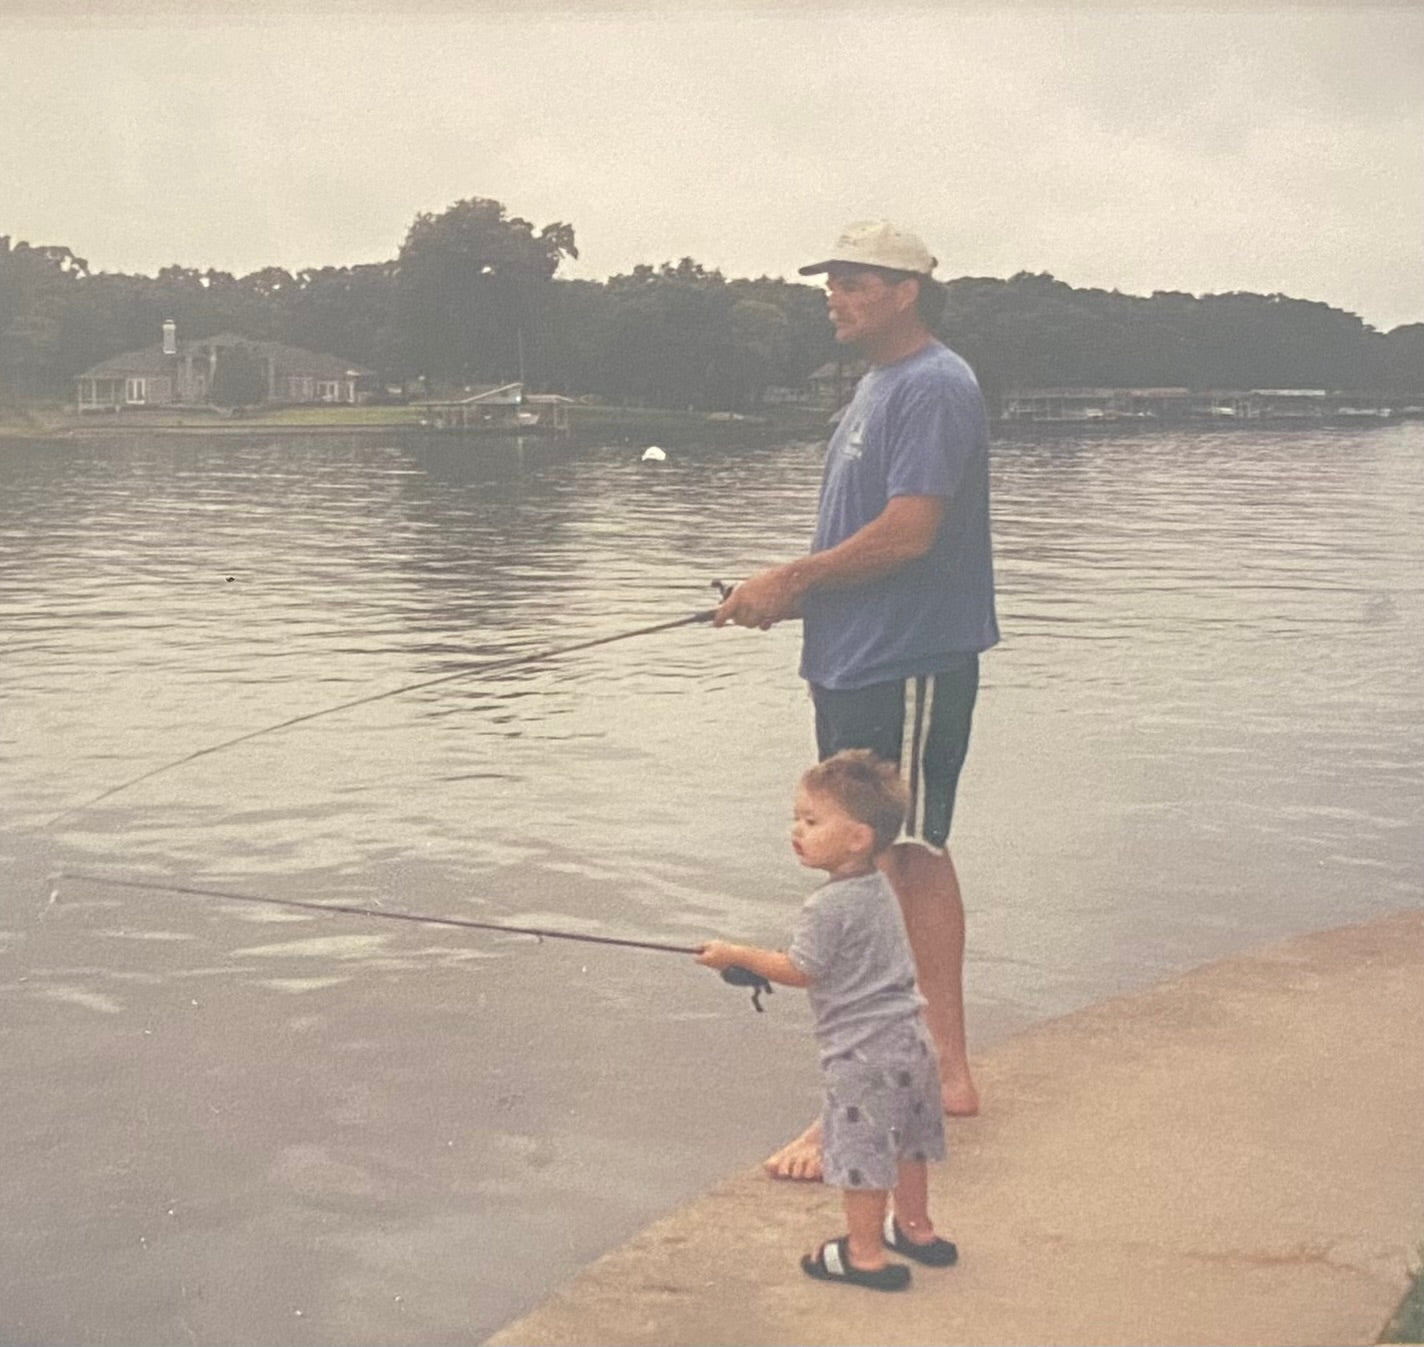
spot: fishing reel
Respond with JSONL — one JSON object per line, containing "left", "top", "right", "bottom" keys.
{"left": 721, "top": 964, "right": 773, "bottom": 1012}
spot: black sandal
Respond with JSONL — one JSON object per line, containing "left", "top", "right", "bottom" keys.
{"left": 801, "top": 1237, "right": 910, "bottom": 1291}
{"left": 883, "top": 1214, "right": 958, "bottom": 1267}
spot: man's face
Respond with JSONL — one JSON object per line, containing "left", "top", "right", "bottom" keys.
{"left": 824, "top": 265, "right": 917, "bottom": 346}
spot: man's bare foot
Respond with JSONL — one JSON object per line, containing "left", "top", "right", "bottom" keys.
{"left": 763, "top": 1121, "right": 824, "bottom": 1182}
{"left": 941, "top": 1069, "right": 980, "bottom": 1118}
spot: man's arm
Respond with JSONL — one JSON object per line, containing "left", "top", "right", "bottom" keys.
{"left": 713, "top": 493, "right": 946, "bottom": 629}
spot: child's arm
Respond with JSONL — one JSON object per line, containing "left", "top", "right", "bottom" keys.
{"left": 696, "top": 939, "right": 810, "bottom": 989}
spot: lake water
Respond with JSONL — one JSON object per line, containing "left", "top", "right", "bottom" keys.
{"left": 2, "top": 421, "right": 1421, "bottom": 1344}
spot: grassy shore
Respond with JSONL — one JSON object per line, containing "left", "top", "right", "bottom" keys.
{"left": 0, "top": 401, "right": 71, "bottom": 438}
{"left": 2, "top": 399, "right": 829, "bottom": 445}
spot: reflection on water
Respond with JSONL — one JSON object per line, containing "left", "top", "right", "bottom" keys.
{"left": 2, "top": 423, "right": 1422, "bottom": 1343}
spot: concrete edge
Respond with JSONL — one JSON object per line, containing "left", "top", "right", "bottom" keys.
{"left": 485, "top": 908, "right": 1424, "bottom": 1347}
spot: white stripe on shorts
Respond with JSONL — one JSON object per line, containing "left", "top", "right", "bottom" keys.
{"left": 897, "top": 674, "right": 940, "bottom": 849}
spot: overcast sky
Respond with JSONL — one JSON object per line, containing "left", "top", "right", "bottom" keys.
{"left": 4, "top": 2, "right": 1422, "bottom": 331}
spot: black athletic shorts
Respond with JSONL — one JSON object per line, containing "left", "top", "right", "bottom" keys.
{"left": 811, "top": 656, "right": 979, "bottom": 850}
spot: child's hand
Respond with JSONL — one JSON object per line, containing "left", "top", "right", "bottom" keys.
{"left": 695, "top": 940, "right": 740, "bottom": 971}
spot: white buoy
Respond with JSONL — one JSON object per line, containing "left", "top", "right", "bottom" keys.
{"left": 641, "top": 445, "right": 667, "bottom": 462}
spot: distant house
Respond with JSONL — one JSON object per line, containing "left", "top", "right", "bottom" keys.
{"left": 74, "top": 328, "right": 373, "bottom": 411}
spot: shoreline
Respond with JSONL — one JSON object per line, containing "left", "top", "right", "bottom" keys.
{"left": 485, "top": 907, "right": 1424, "bottom": 1347}
{"left": 0, "top": 404, "right": 828, "bottom": 447}
{"left": 4, "top": 406, "right": 1412, "bottom": 446}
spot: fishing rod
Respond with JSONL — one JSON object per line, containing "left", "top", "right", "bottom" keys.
{"left": 51, "top": 871, "right": 774, "bottom": 1010}
{"left": 41, "top": 585, "right": 732, "bottom": 830}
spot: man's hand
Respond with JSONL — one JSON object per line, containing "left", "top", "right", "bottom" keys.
{"left": 712, "top": 496, "right": 944, "bottom": 630}
{"left": 712, "top": 565, "right": 804, "bottom": 629}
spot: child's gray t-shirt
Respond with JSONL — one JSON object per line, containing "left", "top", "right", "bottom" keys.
{"left": 786, "top": 871, "right": 924, "bottom": 1066}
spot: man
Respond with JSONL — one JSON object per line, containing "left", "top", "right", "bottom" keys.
{"left": 715, "top": 220, "right": 999, "bottom": 1181}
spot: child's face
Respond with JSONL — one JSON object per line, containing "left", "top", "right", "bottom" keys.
{"left": 791, "top": 785, "right": 875, "bottom": 877}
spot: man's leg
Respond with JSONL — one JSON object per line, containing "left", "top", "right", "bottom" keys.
{"left": 879, "top": 842, "right": 978, "bottom": 1116}
{"left": 763, "top": 1117, "right": 825, "bottom": 1181}
{"left": 883, "top": 662, "right": 980, "bottom": 1114}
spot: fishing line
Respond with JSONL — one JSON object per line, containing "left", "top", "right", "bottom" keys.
{"left": 41, "top": 587, "right": 729, "bottom": 829}
{"left": 51, "top": 871, "right": 774, "bottom": 1010}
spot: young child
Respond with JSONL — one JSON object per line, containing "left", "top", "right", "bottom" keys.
{"left": 696, "top": 749, "right": 958, "bottom": 1291}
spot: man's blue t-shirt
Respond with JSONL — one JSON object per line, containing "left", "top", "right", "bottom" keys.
{"left": 799, "top": 340, "right": 1000, "bottom": 690}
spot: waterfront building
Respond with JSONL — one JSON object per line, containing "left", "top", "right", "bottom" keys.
{"left": 74, "top": 326, "right": 372, "bottom": 411}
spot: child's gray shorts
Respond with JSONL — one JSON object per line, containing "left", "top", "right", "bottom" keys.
{"left": 820, "top": 1019, "right": 946, "bottom": 1191}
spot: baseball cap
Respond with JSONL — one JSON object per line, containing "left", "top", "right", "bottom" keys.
{"left": 798, "top": 220, "right": 937, "bottom": 277}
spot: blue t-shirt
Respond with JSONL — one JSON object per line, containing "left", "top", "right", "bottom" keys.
{"left": 800, "top": 341, "right": 1000, "bottom": 690}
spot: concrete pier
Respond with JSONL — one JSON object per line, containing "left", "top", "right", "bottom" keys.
{"left": 487, "top": 908, "right": 1424, "bottom": 1347}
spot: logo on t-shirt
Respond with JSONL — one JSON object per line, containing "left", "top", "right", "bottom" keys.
{"left": 842, "top": 420, "right": 865, "bottom": 460}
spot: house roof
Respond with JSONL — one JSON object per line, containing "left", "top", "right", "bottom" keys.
{"left": 78, "top": 345, "right": 176, "bottom": 378}
{"left": 77, "top": 334, "right": 373, "bottom": 380}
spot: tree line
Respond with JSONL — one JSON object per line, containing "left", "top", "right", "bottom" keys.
{"left": 3, "top": 196, "right": 1422, "bottom": 412}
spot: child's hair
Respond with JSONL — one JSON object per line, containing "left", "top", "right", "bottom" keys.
{"left": 800, "top": 749, "right": 907, "bottom": 854}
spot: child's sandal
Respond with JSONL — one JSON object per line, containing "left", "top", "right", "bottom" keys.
{"left": 801, "top": 1236, "right": 911, "bottom": 1290}
{"left": 883, "top": 1214, "right": 959, "bottom": 1267}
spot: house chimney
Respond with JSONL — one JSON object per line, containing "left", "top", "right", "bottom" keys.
{"left": 162, "top": 319, "right": 177, "bottom": 355}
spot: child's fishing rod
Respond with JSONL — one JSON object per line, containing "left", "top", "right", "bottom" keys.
{"left": 50, "top": 871, "right": 774, "bottom": 1010}
{"left": 41, "top": 585, "right": 732, "bottom": 830}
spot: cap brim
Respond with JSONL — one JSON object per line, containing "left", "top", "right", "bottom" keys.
{"left": 797, "top": 258, "right": 933, "bottom": 278}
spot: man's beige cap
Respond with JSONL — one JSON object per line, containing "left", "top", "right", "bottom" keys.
{"left": 798, "top": 220, "right": 937, "bottom": 277}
